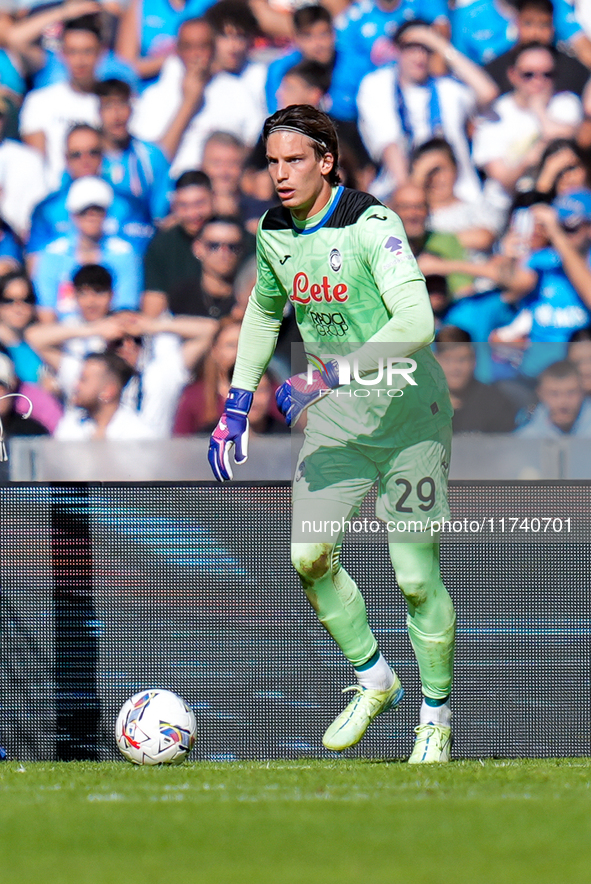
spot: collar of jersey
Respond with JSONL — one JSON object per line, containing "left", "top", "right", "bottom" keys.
{"left": 291, "top": 185, "right": 344, "bottom": 235}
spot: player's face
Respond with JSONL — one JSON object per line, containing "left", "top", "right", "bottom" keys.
{"left": 174, "top": 185, "right": 214, "bottom": 237}
{"left": 75, "top": 286, "right": 112, "bottom": 322}
{"left": 266, "top": 130, "right": 334, "bottom": 219}
{"left": 62, "top": 30, "right": 101, "bottom": 89}
{"left": 296, "top": 22, "right": 335, "bottom": 65}
{"left": 100, "top": 95, "right": 132, "bottom": 142}
{"left": 436, "top": 344, "right": 476, "bottom": 393}
{"left": 66, "top": 130, "right": 102, "bottom": 178}
{"left": 539, "top": 374, "right": 585, "bottom": 430}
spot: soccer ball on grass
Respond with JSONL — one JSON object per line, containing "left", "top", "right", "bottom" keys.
{"left": 116, "top": 689, "right": 197, "bottom": 765}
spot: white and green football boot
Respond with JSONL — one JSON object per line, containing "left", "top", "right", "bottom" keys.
{"left": 407, "top": 723, "right": 452, "bottom": 764}
{"left": 322, "top": 676, "right": 404, "bottom": 751}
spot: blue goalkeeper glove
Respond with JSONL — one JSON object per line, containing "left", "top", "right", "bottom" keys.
{"left": 208, "top": 388, "right": 253, "bottom": 482}
{"left": 276, "top": 359, "right": 341, "bottom": 427}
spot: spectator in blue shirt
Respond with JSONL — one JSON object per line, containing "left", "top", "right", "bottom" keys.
{"left": 266, "top": 4, "right": 369, "bottom": 122}
{"left": 116, "top": 0, "right": 218, "bottom": 88}
{"left": 28, "top": 124, "right": 154, "bottom": 258}
{"left": 451, "top": 0, "right": 588, "bottom": 66}
{"left": 490, "top": 190, "right": 591, "bottom": 376}
{"left": 0, "top": 271, "right": 44, "bottom": 385}
{"left": 7, "top": 3, "right": 139, "bottom": 92}
{"left": 96, "top": 79, "right": 171, "bottom": 222}
{"left": 33, "top": 177, "right": 142, "bottom": 323}
{"left": 335, "top": 0, "right": 449, "bottom": 74}
{"left": 0, "top": 221, "right": 23, "bottom": 271}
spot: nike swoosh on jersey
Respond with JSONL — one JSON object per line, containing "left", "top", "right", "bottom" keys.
{"left": 280, "top": 254, "right": 291, "bottom": 264}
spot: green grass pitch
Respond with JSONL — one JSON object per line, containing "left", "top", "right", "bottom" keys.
{"left": 2, "top": 759, "right": 591, "bottom": 884}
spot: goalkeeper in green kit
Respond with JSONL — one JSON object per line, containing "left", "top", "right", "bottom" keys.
{"left": 208, "top": 105, "right": 456, "bottom": 763}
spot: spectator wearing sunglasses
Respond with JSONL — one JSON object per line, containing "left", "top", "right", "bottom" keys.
{"left": 142, "top": 170, "right": 213, "bottom": 318}
{"left": 472, "top": 42, "right": 583, "bottom": 216}
{"left": 484, "top": 0, "right": 590, "bottom": 98}
{"left": 0, "top": 271, "right": 43, "bottom": 382}
{"left": 186, "top": 215, "right": 244, "bottom": 319}
{"left": 27, "top": 124, "right": 154, "bottom": 264}
{"left": 143, "top": 173, "right": 251, "bottom": 318}
{"left": 32, "top": 177, "right": 142, "bottom": 323}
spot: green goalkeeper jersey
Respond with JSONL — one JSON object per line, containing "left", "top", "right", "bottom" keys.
{"left": 232, "top": 185, "right": 452, "bottom": 447}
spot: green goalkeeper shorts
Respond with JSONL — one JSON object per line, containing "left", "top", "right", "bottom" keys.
{"left": 291, "top": 421, "right": 452, "bottom": 543}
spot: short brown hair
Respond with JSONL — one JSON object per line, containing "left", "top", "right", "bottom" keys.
{"left": 263, "top": 105, "right": 340, "bottom": 186}
{"left": 85, "top": 351, "right": 136, "bottom": 390}
{"left": 435, "top": 326, "right": 472, "bottom": 349}
{"left": 538, "top": 359, "right": 580, "bottom": 384}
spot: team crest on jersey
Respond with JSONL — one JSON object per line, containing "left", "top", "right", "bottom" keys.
{"left": 329, "top": 248, "right": 342, "bottom": 272}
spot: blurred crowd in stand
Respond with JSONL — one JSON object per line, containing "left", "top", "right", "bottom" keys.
{"left": 2, "top": 0, "right": 591, "bottom": 454}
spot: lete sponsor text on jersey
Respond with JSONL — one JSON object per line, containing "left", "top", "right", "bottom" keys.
{"left": 290, "top": 271, "right": 348, "bottom": 305}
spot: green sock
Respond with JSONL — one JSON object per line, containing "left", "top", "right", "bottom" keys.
{"left": 389, "top": 541, "right": 456, "bottom": 699}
